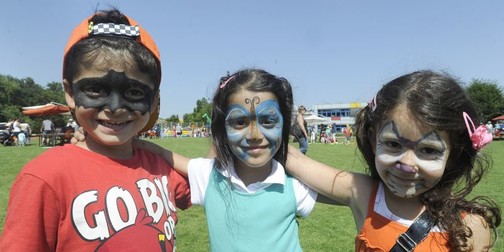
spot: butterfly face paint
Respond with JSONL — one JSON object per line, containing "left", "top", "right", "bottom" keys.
{"left": 374, "top": 119, "right": 451, "bottom": 198}
{"left": 72, "top": 70, "right": 154, "bottom": 115}
{"left": 225, "top": 93, "right": 283, "bottom": 169}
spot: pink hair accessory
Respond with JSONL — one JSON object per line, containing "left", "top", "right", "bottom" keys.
{"left": 219, "top": 75, "right": 236, "bottom": 89}
{"left": 367, "top": 94, "right": 377, "bottom": 112}
{"left": 463, "top": 112, "right": 493, "bottom": 150}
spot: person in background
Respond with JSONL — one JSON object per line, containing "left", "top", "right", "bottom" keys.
{"left": 343, "top": 124, "right": 352, "bottom": 145}
{"left": 310, "top": 127, "right": 316, "bottom": 144}
{"left": 11, "top": 118, "right": 22, "bottom": 145}
{"left": 19, "top": 121, "right": 31, "bottom": 145}
{"left": 295, "top": 105, "right": 309, "bottom": 154}
{"left": 176, "top": 123, "right": 183, "bottom": 139}
{"left": 41, "top": 118, "right": 54, "bottom": 145}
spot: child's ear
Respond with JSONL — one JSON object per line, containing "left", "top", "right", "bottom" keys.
{"left": 63, "top": 79, "right": 76, "bottom": 110}
{"left": 368, "top": 127, "right": 377, "bottom": 155}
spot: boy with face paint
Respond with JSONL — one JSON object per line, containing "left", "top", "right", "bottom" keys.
{"left": 0, "top": 9, "right": 191, "bottom": 252}
{"left": 285, "top": 70, "right": 501, "bottom": 251}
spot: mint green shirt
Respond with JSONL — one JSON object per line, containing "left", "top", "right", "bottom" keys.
{"left": 204, "top": 168, "right": 302, "bottom": 252}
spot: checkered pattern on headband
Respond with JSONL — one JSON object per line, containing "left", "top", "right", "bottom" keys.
{"left": 90, "top": 23, "right": 140, "bottom": 37}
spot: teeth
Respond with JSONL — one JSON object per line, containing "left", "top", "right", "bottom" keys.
{"left": 100, "top": 121, "right": 127, "bottom": 127}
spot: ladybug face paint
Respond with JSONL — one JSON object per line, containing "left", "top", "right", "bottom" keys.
{"left": 72, "top": 70, "right": 154, "bottom": 115}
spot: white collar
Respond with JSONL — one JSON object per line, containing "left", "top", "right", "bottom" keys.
{"left": 217, "top": 159, "right": 286, "bottom": 193}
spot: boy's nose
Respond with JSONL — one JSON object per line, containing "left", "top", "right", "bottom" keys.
{"left": 107, "top": 92, "right": 126, "bottom": 113}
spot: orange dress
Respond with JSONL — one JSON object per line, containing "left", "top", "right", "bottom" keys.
{"left": 355, "top": 183, "right": 450, "bottom": 251}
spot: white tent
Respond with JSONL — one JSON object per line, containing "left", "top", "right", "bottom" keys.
{"left": 304, "top": 114, "right": 331, "bottom": 125}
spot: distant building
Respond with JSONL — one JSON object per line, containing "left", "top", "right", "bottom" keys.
{"left": 312, "top": 102, "right": 367, "bottom": 132}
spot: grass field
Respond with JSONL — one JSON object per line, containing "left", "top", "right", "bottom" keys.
{"left": 1, "top": 138, "right": 503, "bottom": 251}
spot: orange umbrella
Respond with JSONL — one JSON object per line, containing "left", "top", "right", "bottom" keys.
{"left": 22, "top": 102, "right": 70, "bottom": 116}
{"left": 492, "top": 115, "right": 504, "bottom": 121}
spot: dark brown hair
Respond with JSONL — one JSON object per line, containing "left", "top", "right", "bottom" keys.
{"left": 211, "top": 68, "right": 294, "bottom": 169}
{"left": 355, "top": 70, "right": 501, "bottom": 250}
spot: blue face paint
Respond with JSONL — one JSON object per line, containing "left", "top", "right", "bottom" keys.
{"left": 225, "top": 98, "right": 283, "bottom": 167}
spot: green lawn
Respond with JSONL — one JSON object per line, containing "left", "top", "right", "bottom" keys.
{"left": 1, "top": 138, "right": 503, "bottom": 251}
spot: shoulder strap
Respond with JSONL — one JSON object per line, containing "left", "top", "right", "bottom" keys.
{"left": 389, "top": 210, "right": 436, "bottom": 252}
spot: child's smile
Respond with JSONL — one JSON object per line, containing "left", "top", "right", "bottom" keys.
{"left": 373, "top": 104, "right": 451, "bottom": 198}
{"left": 66, "top": 63, "right": 155, "bottom": 151}
{"left": 225, "top": 90, "right": 283, "bottom": 171}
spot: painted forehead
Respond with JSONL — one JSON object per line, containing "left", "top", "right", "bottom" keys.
{"left": 226, "top": 97, "right": 281, "bottom": 119}
{"left": 378, "top": 121, "right": 447, "bottom": 150}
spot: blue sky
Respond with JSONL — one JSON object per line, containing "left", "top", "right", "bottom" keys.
{"left": 1, "top": 1, "right": 503, "bottom": 118}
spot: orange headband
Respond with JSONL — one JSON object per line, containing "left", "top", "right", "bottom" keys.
{"left": 63, "top": 14, "right": 161, "bottom": 133}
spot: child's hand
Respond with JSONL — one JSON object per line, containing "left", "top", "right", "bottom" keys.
{"left": 133, "top": 138, "right": 166, "bottom": 156}
{"left": 71, "top": 127, "right": 86, "bottom": 144}
{"left": 134, "top": 139, "right": 189, "bottom": 176}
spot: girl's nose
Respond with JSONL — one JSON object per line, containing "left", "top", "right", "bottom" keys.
{"left": 248, "top": 121, "right": 263, "bottom": 140}
{"left": 395, "top": 150, "right": 418, "bottom": 173}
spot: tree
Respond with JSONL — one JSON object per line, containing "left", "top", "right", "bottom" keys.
{"left": 466, "top": 79, "right": 504, "bottom": 122}
{"left": 165, "top": 115, "right": 180, "bottom": 124}
{"left": 0, "top": 74, "right": 68, "bottom": 131}
{"left": 179, "top": 97, "right": 212, "bottom": 126}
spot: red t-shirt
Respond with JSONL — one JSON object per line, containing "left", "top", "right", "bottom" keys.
{"left": 1, "top": 144, "right": 191, "bottom": 252}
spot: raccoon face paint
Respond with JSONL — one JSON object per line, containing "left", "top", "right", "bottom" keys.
{"left": 373, "top": 105, "right": 451, "bottom": 198}
{"left": 72, "top": 70, "right": 154, "bottom": 115}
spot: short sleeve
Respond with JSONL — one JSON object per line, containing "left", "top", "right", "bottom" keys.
{"left": 187, "top": 158, "right": 214, "bottom": 205}
{"left": 1, "top": 174, "right": 60, "bottom": 251}
{"left": 292, "top": 177, "right": 317, "bottom": 217}
{"left": 169, "top": 167, "right": 192, "bottom": 210}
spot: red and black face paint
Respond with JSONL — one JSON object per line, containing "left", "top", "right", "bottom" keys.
{"left": 71, "top": 70, "right": 154, "bottom": 115}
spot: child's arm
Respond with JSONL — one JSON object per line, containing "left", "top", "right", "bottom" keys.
{"left": 464, "top": 214, "right": 493, "bottom": 251}
{"left": 286, "top": 144, "right": 368, "bottom": 207}
{"left": 133, "top": 139, "right": 190, "bottom": 175}
{"left": 71, "top": 128, "right": 190, "bottom": 175}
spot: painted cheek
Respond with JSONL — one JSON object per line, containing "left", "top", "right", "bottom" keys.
{"left": 415, "top": 156, "right": 446, "bottom": 185}
{"left": 226, "top": 128, "right": 248, "bottom": 159}
{"left": 226, "top": 128, "right": 245, "bottom": 147}
{"left": 259, "top": 124, "right": 282, "bottom": 153}
{"left": 375, "top": 146, "right": 403, "bottom": 166}
{"left": 255, "top": 100, "right": 283, "bottom": 153}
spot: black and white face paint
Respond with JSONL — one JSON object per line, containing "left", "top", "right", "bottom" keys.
{"left": 375, "top": 121, "right": 450, "bottom": 198}
{"left": 72, "top": 70, "right": 154, "bottom": 115}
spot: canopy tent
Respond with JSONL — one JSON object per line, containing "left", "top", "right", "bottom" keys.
{"left": 492, "top": 115, "right": 504, "bottom": 121}
{"left": 303, "top": 114, "right": 331, "bottom": 125}
{"left": 22, "top": 102, "right": 71, "bottom": 116}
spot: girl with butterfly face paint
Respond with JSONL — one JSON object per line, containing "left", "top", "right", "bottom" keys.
{"left": 286, "top": 70, "right": 500, "bottom": 251}
{"left": 120, "top": 69, "right": 319, "bottom": 251}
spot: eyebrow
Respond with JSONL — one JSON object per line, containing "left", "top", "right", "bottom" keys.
{"left": 381, "top": 121, "right": 446, "bottom": 150}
